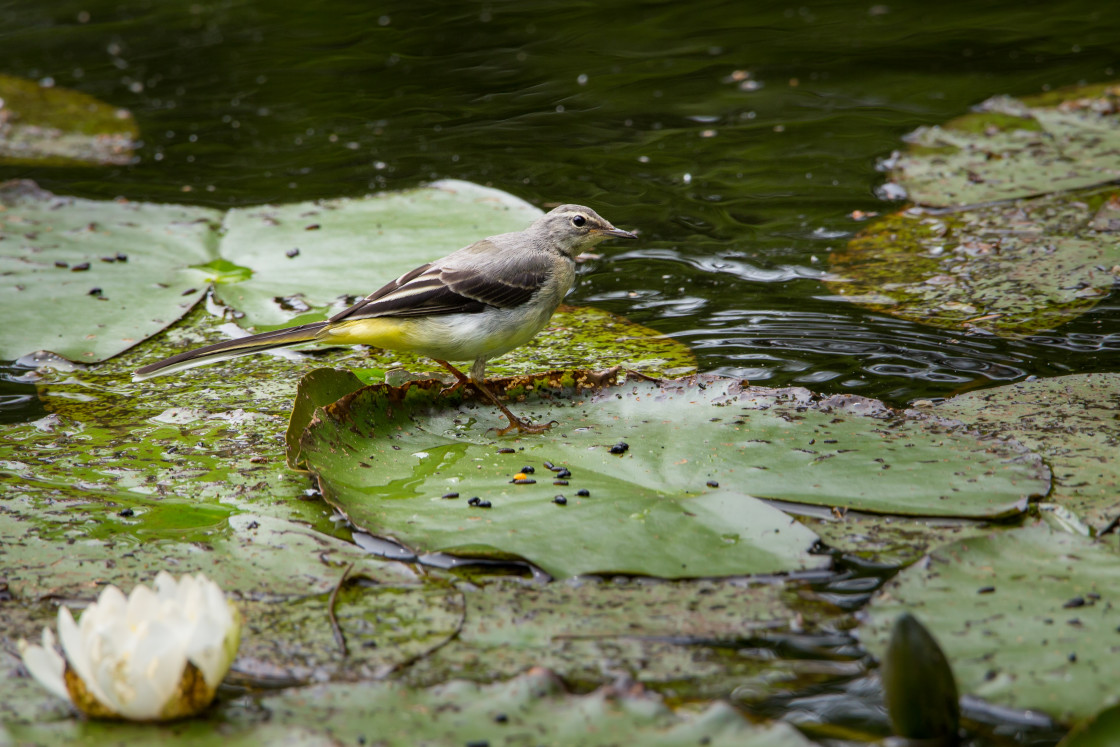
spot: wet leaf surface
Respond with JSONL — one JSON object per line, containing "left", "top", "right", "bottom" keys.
{"left": 0, "top": 180, "right": 219, "bottom": 362}
{"left": 400, "top": 576, "right": 852, "bottom": 698}
{"left": 861, "top": 524, "right": 1120, "bottom": 722}
{"left": 298, "top": 371, "right": 1046, "bottom": 578}
{"left": 0, "top": 668, "right": 813, "bottom": 746}
{"left": 933, "top": 373, "right": 1120, "bottom": 532}
{"left": 886, "top": 84, "right": 1120, "bottom": 207}
{"left": 827, "top": 188, "right": 1120, "bottom": 337}
{"left": 0, "top": 74, "right": 137, "bottom": 166}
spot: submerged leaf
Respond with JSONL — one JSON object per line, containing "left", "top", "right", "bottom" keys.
{"left": 882, "top": 613, "right": 960, "bottom": 742}
{"left": 0, "top": 74, "right": 137, "bottom": 166}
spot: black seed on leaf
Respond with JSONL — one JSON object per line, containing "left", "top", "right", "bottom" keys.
{"left": 116, "top": 252, "right": 128, "bottom": 262}
{"left": 520, "top": 465, "right": 535, "bottom": 474}
{"left": 576, "top": 489, "right": 590, "bottom": 497}
{"left": 977, "top": 586, "right": 996, "bottom": 594}
{"left": 493, "top": 713, "right": 508, "bottom": 723}
{"left": 556, "top": 468, "right": 571, "bottom": 479}
{"left": 510, "top": 478, "right": 536, "bottom": 485}
{"left": 706, "top": 480, "right": 719, "bottom": 488}
{"left": 88, "top": 287, "right": 102, "bottom": 296}
{"left": 442, "top": 492, "right": 459, "bottom": 499}
{"left": 467, "top": 497, "right": 481, "bottom": 506}
{"left": 497, "top": 448, "right": 515, "bottom": 454}
{"left": 543, "top": 461, "right": 556, "bottom": 470}
{"left": 553, "top": 495, "right": 567, "bottom": 505}
{"left": 54, "top": 261, "right": 69, "bottom": 268}
{"left": 71, "top": 262, "right": 90, "bottom": 272}
{"left": 286, "top": 247, "right": 300, "bottom": 258}
{"left": 609, "top": 442, "right": 629, "bottom": 454}
{"left": 117, "top": 508, "right": 134, "bottom": 517}
{"left": 1063, "top": 597, "right": 1086, "bottom": 608}
{"left": 477, "top": 500, "right": 492, "bottom": 508}
{"left": 553, "top": 480, "right": 568, "bottom": 486}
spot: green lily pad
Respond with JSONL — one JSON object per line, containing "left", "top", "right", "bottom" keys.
{"left": 933, "top": 373, "right": 1120, "bottom": 532}
{"left": 0, "top": 74, "right": 138, "bottom": 166}
{"left": 215, "top": 179, "right": 542, "bottom": 329}
{"left": 0, "top": 180, "right": 219, "bottom": 362}
{"left": 861, "top": 524, "right": 1120, "bottom": 722}
{"left": 0, "top": 180, "right": 680, "bottom": 379}
{"left": 826, "top": 189, "right": 1120, "bottom": 336}
{"left": 1058, "top": 702, "right": 1120, "bottom": 747}
{"left": 0, "top": 668, "right": 813, "bottom": 746}
{"left": 402, "top": 576, "right": 850, "bottom": 698}
{"left": 297, "top": 371, "right": 1047, "bottom": 578}
{"left": 887, "top": 83, "right": 1120, "bottom": 207}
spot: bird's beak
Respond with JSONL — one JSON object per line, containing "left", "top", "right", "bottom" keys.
{"left": 599, "top": 226, "right": 638, "bottom": 240}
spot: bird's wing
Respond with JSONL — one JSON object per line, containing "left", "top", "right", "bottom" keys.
{"left": 329, "top": 244, "right": 548, "bottom": 323}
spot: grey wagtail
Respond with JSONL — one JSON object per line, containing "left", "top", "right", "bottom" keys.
{"left": 134, "top": 204, "right": 636, "bottom": 434}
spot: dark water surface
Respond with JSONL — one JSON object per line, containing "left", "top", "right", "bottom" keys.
{"left": 3, "top": 0, "right": 1120, "bottom": 410}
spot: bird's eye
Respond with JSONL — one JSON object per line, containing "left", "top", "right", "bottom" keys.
{"left": 571, "top": 215, "right": 587, "bottom": 227}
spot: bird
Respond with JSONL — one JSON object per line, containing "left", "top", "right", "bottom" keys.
{"left": 134, "top": 204, "right": 637, "bottom": 434}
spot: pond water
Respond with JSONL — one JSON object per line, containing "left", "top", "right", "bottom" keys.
{"left": 2, "top": 0, "right": 1118, "bottom": 417}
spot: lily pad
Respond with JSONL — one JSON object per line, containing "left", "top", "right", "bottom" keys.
{"left": 826, "top": 188, "right": 1120, "bottom": 336}
{"left": 0, "top": 180, "right": 682, "bottom": 379}
{"left": 0, "top": 668, "right": 813, "bottom": 746}
{"left": 0, "top": 180, "right": 219, "bottom": 362}
{"left": 402, "top": 576, "right": 851, "bottom": 698}
{"left": 215, "top": 179, "right": 542, "bottom": 329}
{"left": 0, "top": 74, "right": 138, "bottom": 166}
{"left": 861, "top": 524, "right": 1120, "bottom": 722}
{"left": 886, "top": 84, "right": 1120, "bottom": 207}
{"left": 933, "top": 373, "right": 1120, "bottom": 532}
{"left": 296, "top": 371, "right": 1047, "bottom": 578}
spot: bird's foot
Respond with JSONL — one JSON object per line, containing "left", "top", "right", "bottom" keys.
{"left": 494, "top": 417, "right": 559, "bottom": 437}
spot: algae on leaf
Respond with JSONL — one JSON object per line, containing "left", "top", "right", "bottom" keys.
{"left": 296, "top": 370, "right": 1047, "bottom": 579}
{"left": 0, "top": 74, "right": 137, "bottom": 166}
{"left": 886, "top": 84, "right": 1120, "bottom": 207}
{"left": 827, "top": 189, "right": 1120, "bottom": 337}
{"left": 861, "top": 524, "right": 1120, "bottom": 723}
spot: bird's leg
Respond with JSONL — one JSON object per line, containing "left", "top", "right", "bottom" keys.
{"left": 432, "top": 358, "right": 552, "bottom": 435}
{"left": 432, "top": 359, "right": 472, "bottom": 394}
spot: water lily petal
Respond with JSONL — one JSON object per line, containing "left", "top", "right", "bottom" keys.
{"left": 57, "top": 605, "right": 117, "bottom": 713}
{"left": 18, "top": 628, "right": 70, "bottom": 702}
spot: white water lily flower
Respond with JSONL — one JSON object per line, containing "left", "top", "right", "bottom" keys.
{"left": 18, "top": 571, "right": 241, "bottom": 721}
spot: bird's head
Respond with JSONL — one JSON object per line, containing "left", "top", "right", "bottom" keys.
{"left": 532, "top": 204, "right": 637, "bottom": 256}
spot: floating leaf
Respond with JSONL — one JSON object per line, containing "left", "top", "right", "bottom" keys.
{"left": 826, "top": 189, "right": 1120, "bottom": 336}
{"left": 297, "top": 371, "right": 1046, "bottom": 578}
{"left": 0, "top": 180, "right": 219, "bottom": 362}
{"left": 861, "top": 524, "right": 1120, "bottom": 722}
{"left": 214, "top": 179, "right": 542, "bottom": 329}
{"left": 403, "top": 576, "right": 849, "bottom": 697}
{"left": 1058, "top": 702, "right": 1120, "bottom": 747}
{"left": 934, "top": 373, "right": 1120, "bottom": 532}
{"left": 887, "top": 84, "right": 1120, "bottom": 207}
{"left": 0, "top": 668, "right": 813, "bottom": 746}
{"left": 0, "top": 74, "right": 137, "bottom": 166}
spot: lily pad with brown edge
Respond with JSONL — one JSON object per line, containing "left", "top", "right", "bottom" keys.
{"left": 826, "top": 188, "right": 1120, "bottom": 337}
{"left": 932, "top": 373, "right": 1120, "bottom": 533}
{"left": 295, "top": 371, "right": 1047, "bottom": 579}
{"left": 0, "top": 668, "right": 814, "bottom": 747}
{"left": 0, "top": 74, "right": 137, "bottom": 166}
{"left": 859, "top": 523, "right": 1120, "bottom": 723}
{"left": 885, "top": 83, "right": 1120, "bottom": 208}
{"left": 401, "top": 575, "right": 852, "bottom": 699}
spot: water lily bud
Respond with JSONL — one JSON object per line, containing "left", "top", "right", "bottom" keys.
{"left": 881, "top": 612, "right": 960, "bottom": 745}
{"left": 18, "top": 572, "right": 241, "bottom": 721}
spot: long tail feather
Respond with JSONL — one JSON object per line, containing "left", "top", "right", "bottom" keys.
{"left": 133, "top": 322, "right": 328, "bottom": 381}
